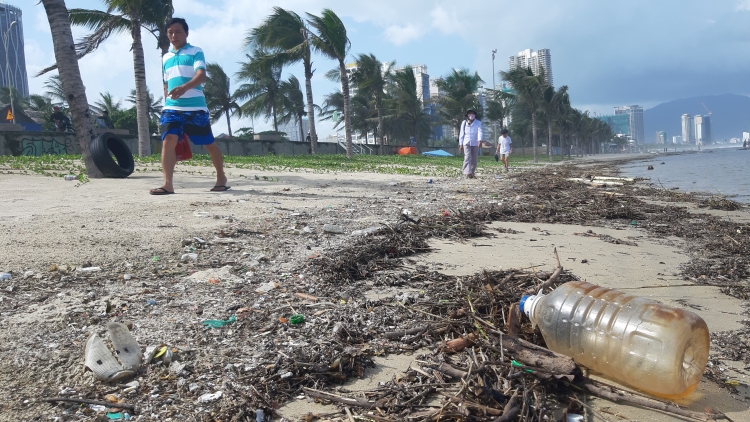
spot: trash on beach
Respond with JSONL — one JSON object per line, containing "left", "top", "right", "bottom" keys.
{"left": 351, "top": 227, "right": 379, "bottom": 236}
{"left": 181, "top": 253, "right": 198, "bottom": 262}
{"left": 146, "top": 299, "right": 157, "bottom": 306}
{"left": 520, "top": 280, "right": 709, "bottom": 398}
{"left": 84, "top": 322, "right": 141, "bottom": 382}
{"left": 289, "top": 314, "right": 305, "bottom": 325}
{"left": 323, "top": 224, "right": 345, "bottom": 234}
{"left": 197, "top": 391, "right": 223, "bottom": 403}
{"left": 194, "top": 211, "right": 210, "bottom": 218}
{"left": 648, "top": 165, "right": 654, "bottom": 170}
{"left": 255, "top": 281, "right": 278, "bottom": 293}
{"left": 203, "top": 315, "right": 236, "bottom": 328}
{"left": 76, "top": 266, "right": 102, "bottom": 273}
{"left": 0, "top": 272, "right": 10, "bottom": 281}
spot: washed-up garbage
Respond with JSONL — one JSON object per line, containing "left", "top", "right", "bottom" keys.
{"left": 197, "top": 391, "right": 222, "bottom": 403}
{"left": 255, "top": 281, "right": 278, "bottom": 293}
{"left": 181, "top": 253, "right": 198, "bottom": 262}
{"left": 84, "top": 322, "right": 141, "bottom": 382}
{"left": 203, "top": 315, "right": 236, "bottom": 328}
{"left": 289, "top": 314, "right": 305, "bottom": 325}
{"left": 76, "top": 266, "right": 102, "bottom": 273}
{"left": 323, "top": 224, "right": 345, "bottom": 234}
{"left": 521, "top": 280, "right": 709, "bottom": 398}
{"left": 0, "top": 272, "right": 10, "bottom": 281}
{"left": 567, "top": 414, "right": 584, "bottom": 422}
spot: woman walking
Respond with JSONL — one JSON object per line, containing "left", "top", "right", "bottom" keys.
{"left": 458, "top": 109, "right": 483, "bottom": 178}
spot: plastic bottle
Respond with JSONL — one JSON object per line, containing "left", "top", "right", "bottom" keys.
{"left": 520, "top": 280, "right": 709, "bottom": 399}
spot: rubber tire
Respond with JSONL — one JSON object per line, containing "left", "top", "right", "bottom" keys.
{"left": 90, "top": 132, "right": 135, "bottom": 178}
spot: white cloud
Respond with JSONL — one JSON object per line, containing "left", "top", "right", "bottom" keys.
{"left": 383, "top": 24, "right": 426, "bottom": 46}
{"left": 737, "top": 0, "right": 750, "bottom": 11}
{"left": 429, "top": 5, "right": 462, "bottom": 34}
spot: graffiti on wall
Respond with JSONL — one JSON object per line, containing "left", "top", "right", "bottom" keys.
{"left": 21, "top": 136, "right": 76, "bottom": 156}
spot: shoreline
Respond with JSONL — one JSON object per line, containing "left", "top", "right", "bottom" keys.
{"left": 0, "top": 157, "right": 748, "bottom": 421}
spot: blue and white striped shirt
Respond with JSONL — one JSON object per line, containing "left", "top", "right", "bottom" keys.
{"left": 162, "top": 43, "right": 208, "bottom": 111}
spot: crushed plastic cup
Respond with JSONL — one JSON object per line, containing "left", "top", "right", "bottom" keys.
{"left": 76, "top": 267, "right": 101, "bottom": 273}
{"left": 255, "top": 281, "right": 278, "bottom": 293}
{"left": 181, "top": 253, "right": 198, "bottom": 262}
{"left": 197, "top": 391, "right": 223, "bottom": 403}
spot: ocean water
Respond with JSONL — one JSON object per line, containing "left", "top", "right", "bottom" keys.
{"left": 620, "top": 147, "right": 750, "bottom": 203}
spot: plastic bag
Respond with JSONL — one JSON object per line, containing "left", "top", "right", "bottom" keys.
{"left": 175, "top": 133, "right": 192, "bottom": 161}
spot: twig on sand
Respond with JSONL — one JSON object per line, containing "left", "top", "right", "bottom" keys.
{"left": 524, "top": 247, "right": 563, "bottom": 295}
{"left": 41, "top": 397, "right": 136, "bottom": 412}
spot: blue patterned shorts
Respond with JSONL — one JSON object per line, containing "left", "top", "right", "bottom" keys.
{"left": 159, "top": 109, "right": 215, "bottom": 145}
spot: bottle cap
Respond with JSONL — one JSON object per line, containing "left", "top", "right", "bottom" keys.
{"left": 519, "top": 292, "right": 544, "bottom": 321}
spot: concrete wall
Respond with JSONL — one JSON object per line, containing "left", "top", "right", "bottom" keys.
{"left": 0, "top": 130, "right": 139, "bottom": 157}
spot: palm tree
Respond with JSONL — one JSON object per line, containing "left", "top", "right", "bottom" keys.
{"left": 44, "top": 75, "right": 67, "bottom": 105}
{"left": 306, "top": 9, "right": 353, "bottom": 158}
{"left": 40, "top": 0, "right": 103, "bottom": 178}
{"left": 351, "top": 54, "right": 394, "bottom": 145}
{"left": 0, "top": 87, "right": 28, "bottom": 110}
{"left": 93, "top": 92, "right": 123, "bottom": 115}
{"left": 127, "top": 87, "right": 162, "bottom": 123}
{"left": 247, "top": 7, "right": 320, "bottom": 153}
{"left": 49, "top": 0, "right": 175, "bottom": 156}
{"left": 27, "top": 94, "right": 54, "bottom": 112}
{"left": 319, "top": 90, "right": 375, "bottom": 140}
{"left": 278, "top": 75, "right": 307, "bottom": 143}
{"left": 486, "top": 89, "right": 515, "bottom": 131}
{"left": 388, "top": 66, "right": 432, "bottom": 151}
{"left": 203, "top": 63, "right": 241, "bottom": 137}
{"left": 501, "top": 67, "right": 546, "bottom": 163}
{"left": 434, "top": 69, "right": 484, "bottom": 137}
{"left": 541, "top": 84, "right": 568, "bottom": 161}
{"left": 235, "top": 50, "right": 284, "bottom": 132}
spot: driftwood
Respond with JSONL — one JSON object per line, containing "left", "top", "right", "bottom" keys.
{"left": 384, "top": 325, "right": 429, "bottom": 339}
{"left": 41, "top": 396, "right": 136, "bottom": 412}
{"left": 486, "top": 335, "right": 578, "bottom": 376}
{"left": 493, "top": 392, "right": 520, "bottom": 422}
{"left": 523, "top": 247, "right": 563, "bottom": 295}
{"left": 578, "top": 380, "right": 722, "bottom": 421}
{"left": 303, "top": 387, "right": 375, "bottom": 409}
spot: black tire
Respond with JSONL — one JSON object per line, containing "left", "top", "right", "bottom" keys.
{"left": 90, "top": 132, "right": 135, "bottom": 178}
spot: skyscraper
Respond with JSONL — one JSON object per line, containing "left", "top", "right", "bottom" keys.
{"left": 0, "top": 2, "right": 28, "bottom": 97}
{"left": 694, "top": 115, "right": 712, "bottom": 145}
{"left": 509, "top": 48, "right": 553, "bottom": 85}
{"left": 393, "top": 64, "right": 430, "bottom": 105}
{"left": 655, "top": 131, "right": 666, "bottom": 144}
{"left": 681, "top": 114, "right": 694, "bottom": 144}
{"left": 614, "top": 105, "right": 644, "bottom": 144}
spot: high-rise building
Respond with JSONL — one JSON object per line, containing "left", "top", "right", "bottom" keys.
{"left": 672, "top": 136, "right": 683, "bottom": 144}
{"left": 694, "top": 115, "right": 712, "bottom": 145}
{"left": 393, "top": 64, "right": 430, "bottom": 105}
{"left": 614, "top": 105, "right": 645, "bottom": 144}
{"left": 655, "top": 131, "right": 666, "bottom": 144}
{"left": 279, "top": 117, "right": 310, "bottom": 142}
{"left": 509, "top": 48, "right": 553, "bottom": 85}
{"left": 681, "top": 114, "right": 694, "bottom": 144}
{"left": 0, "top": 2, "right": 28, "bottom": 97}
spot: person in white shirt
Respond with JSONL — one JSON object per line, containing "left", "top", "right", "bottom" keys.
{"left": 458, "top": 109, "right": 483, "bottom": 178}
{"left": 495, "top": 129, "right": 512, "bottom": 171}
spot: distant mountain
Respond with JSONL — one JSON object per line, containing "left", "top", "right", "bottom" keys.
{"left": 644, "top": 94, "right": 750, "bottom": 143}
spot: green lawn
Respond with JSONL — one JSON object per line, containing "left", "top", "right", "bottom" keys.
{"left": 0, "top": 152, "right": 577, "bottom": 180}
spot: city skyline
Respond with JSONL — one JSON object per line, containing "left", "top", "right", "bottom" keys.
{"left": 0, "top": 2, "right": 28, "bottom": 98}
{"left": 509, "top": 48, "right": 553, "bottom": 85}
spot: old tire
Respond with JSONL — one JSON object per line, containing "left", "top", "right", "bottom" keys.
{"left": 90, "top": 132, "right": 135, "bottom": 178}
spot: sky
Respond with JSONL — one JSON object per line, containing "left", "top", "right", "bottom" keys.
{"left": 15, "top": 0, "right": 750, "bottom": 137}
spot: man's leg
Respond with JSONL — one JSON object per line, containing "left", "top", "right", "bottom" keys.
{"left": 204, "top": 143, "right": 228, "bottom": 188}
{"left": 155, "top": 134, "right": 178, "bottom": 193}
{"left": 462, "top": 145, "right": 472, "bottom": 176}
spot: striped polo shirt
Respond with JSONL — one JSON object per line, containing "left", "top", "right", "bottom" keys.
{"left": 162, "top": 43, "right": 208, "bottom": 111}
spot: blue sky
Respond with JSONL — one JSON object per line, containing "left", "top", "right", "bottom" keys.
{"left": 17, "top": 0, "right": 750, "bottom": 136}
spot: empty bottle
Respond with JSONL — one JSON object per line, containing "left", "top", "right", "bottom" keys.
{"left": 520, "top": 280, "right": 709, "bottom": 399}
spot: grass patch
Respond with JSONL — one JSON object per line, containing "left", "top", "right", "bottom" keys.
{"left": 1, "top": 153, "right": 576, "bottom": 180}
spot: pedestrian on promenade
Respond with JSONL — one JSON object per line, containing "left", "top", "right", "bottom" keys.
{"left": 458, "top": 109, "right": 483, "bottom": 179}
{"left": 495, "top": 129, "right": 512, "bottom": 171}
{"left": 150, "top": 17, "right": 228, "bottom": 195}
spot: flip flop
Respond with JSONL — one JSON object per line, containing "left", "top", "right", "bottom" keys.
{"left": 210, "top": 185, "right": 230, "bottom": 192}
{"left": 149, "top": 187, "right": 174, "bottom": 195}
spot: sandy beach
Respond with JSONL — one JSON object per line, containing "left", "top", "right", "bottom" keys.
{"left": 0, "top": 156, "right": 748, "bottom": 421}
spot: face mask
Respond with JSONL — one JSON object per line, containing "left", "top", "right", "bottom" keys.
{"left": 468, "top": 114, "right": 476, "bottom": 121}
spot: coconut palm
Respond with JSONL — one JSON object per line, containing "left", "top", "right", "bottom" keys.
{"left": 387, "top": 66, "right": 432, "bottom": 151}
{"left": 501, "top": 67, "right": 546, "bottom": 163}
{"left": 306, "top": 9, "right": 353, "bottom": 158}
{"left": 92, "top": 92, "right": 123, "bottom": 115}
{"left": 40, "top": 0, "right": 103, "bottom": 177}
{"left": 127, "top": 87, "right": 162, "bottom": 122}
{"left": 235, "top": 50, "right": 284, "bottom": 132}
{"left": 277, "top": 75, "right": 307, "bottom": 143}
{"left": 0, "top": 87, "right": 28, "bottom": 110}
{"left": 44, "top": 75, "right": 67, "bottom": 106}
{"left": 540, "top": 84, "right": 568, "bottom": 161}
{"left": 319, "top": 90, "right": 375, "bottom": 139}
{"left": 41, "top": 0, "right": 175, "bottom": 156}
{"left": 434, "top": 69, "right": 484, "bottom": 137}
{"left": 247, "top": 7, "right": 320, "bottom": 153}
{"left": 203, "top": 63, "right": 241, "bottom": 137}
{"left": 27, "top": 94, "right": 54, "bottom": 112}
{"left": 351, "top": 54, "right": 394, "bottom": 145}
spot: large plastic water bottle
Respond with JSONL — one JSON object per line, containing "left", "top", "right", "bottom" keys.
{"left": 520, "top": 280, "right": 709, "bottom": 399}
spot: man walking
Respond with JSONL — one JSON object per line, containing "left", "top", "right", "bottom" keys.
{"left": 458, "top": 109, "right": 483, "bottom": 179}
{"left": 495, "top": 129, "right": 512, "bottom": 171}
{"left": 150, "top": 17, "right": 228, "bottom": 195}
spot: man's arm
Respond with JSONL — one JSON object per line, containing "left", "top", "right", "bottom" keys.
{"left": 167, "top": 69, "right": 207, "bottom": 100}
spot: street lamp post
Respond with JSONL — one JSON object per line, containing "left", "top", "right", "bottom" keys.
{"left": 3, "top": 20, "right": 17, "bottom": 125}
{"left": 491, "top": 49, "right": 497, "bottom": 145}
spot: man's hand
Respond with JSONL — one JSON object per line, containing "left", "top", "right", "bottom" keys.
{"left": 168, "top": 85, "right": 188, "bottom": 100}
{"left": 458, "top": 145, "right": 463, "bottom": 153}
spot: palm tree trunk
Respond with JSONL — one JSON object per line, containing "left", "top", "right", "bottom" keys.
{"left": 272, "top": 108, "right": 278, "bottom": 133}
{"left": 531, "top": 111, "right": 538, "bottom": 163}
{"left": 298, "top": 115, "right": 304, "bottom": 147}
{"left": 225, "top": 110, "right": 232, "bottom": 137}
{"left": 41, "top": 0, "right": 103, "bottom": 178}
{"left": 130, "top": 21, "right": 151, "bottom": 156}
{"left": 304, "top": 57, "right": 318, "bottom": 154}
{"left": 548, "top": 120, "right": 553, "bottom": 162}
{"left": 339, "top": 60, "right": 353, "bottom": 159}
